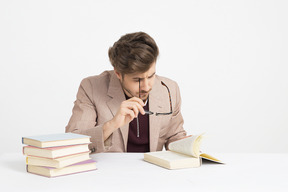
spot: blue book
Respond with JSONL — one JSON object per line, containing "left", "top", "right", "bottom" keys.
{"left": 22, "top": 133, "right": 91, "bottom": 148}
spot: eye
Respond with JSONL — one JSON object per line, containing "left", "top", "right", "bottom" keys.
{"left": 148, "top": 74, "right": 155, "bottom": 79}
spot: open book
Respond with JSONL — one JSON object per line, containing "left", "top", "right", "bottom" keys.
{"left": 144, "top": 134, "right": 223, "bottom": 169}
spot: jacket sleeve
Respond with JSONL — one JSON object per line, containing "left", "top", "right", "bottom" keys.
{"left": 65, "top": 78, "right": 109, "bottom": 153}
{"left": 164, "top": 82, "right": 187, "bottom": 149}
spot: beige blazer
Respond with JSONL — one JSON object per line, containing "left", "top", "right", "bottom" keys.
{"left": 65, "top": 70, "right": 186, "bottom": 153}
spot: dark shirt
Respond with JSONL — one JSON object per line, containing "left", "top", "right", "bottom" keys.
{"left": 125, "top": 95, "right": 150, "bottom": 152}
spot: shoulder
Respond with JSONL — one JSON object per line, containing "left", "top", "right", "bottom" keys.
{"left": 78, "top": 71, "right": 114, "bottom": 95}
{"left": 155, "top": 74, "right": 180, "bottom": 90}
{"left": 81, "top": 70, "right": 113, "bottom": 85}
{"left": 155, "top": 74, "right": 182, "bottom": 105}
{"left": 82, "top": 71, "right": 113, "bottom": 83}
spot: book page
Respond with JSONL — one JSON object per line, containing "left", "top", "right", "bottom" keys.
{"left": 168, "top": 134, "right": 203, "bottom": 157}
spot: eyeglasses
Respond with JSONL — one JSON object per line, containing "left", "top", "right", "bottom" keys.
{"left": 135, "top": 79, "right": 173, "bottom": 138}
{"left": 139, "top": 79, "right": 173, "bottom": 116}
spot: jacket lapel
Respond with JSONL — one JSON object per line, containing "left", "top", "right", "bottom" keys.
{"left": 106, "top": 72, "right": 129, "bottom": 151}
{"left": 149, "top": 77, "right": 169, "bottom": 152}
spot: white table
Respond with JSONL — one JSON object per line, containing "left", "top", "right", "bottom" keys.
{"left": 0, "top": 153, "right": 287, "bottom": 192}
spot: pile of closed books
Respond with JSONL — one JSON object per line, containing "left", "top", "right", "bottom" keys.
{"left": 22, "top": 133, "right": 96, "bottom": 177}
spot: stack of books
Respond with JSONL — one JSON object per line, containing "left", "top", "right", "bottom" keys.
{"left": 22, "top": 133, "right": 97, "bottom": 177}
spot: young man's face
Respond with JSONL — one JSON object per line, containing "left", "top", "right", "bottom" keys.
{"left": 115, "top": 62, "right": 156, "bottom": 101}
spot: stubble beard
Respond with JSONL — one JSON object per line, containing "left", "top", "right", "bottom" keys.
{"left": 121, "top": 83, "right": 151, "bottom": 101}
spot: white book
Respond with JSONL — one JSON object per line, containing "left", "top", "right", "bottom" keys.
{"left": 144, "top": 150, "right": 201, "bottom": 169}
{"left": 144, "top": 134, "right": 223, "bottom": 169}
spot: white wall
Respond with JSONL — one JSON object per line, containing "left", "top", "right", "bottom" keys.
{"left": 1, "top": 0, "right": 287, "bottom": 154}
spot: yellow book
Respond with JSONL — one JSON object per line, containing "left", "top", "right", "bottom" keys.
{"left": 26, "top": 152, "right": 91, "bottom": 168}
{"left": 27, "top": 159, "right": 97, "bottom": 178}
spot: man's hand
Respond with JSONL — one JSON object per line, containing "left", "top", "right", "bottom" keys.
{"left": 111, "top": 97, "right": 145, "bottom": 128}
{"left": 103, "top": 97, "right": 145, "bottom": 141}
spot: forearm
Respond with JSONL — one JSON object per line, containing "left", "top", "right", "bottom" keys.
{"left": 102, "top": 120, "right": 119, "bottom": 141}
{"left": 66, "top": 122, "right": 107, "bottom": 153}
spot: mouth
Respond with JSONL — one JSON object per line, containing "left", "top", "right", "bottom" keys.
{"left": 139, "top": 92, "right": 149, "bottom": 99}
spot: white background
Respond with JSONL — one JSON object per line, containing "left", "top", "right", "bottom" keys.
{"left": 0, "top": 0, "right": 287, "bottom": 154}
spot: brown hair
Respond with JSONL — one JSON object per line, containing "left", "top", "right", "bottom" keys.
{"left": 108, "top": 32, "right": 159, "bottom": 75}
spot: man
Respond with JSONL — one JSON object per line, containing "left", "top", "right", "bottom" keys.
{"left": 65, "top": 32, "right": 187, "bottom": 153}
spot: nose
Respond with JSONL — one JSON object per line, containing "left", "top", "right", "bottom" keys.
{"left": 141, "top": 78, "right": 150, "bottom": 92}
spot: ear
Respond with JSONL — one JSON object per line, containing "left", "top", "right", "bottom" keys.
{"left": 114, "top": 69, "right": 122, "bottom": 80}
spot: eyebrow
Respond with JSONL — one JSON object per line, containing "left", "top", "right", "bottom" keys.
{"left": 132, "top": 72, "right": 156, "bottom": 80}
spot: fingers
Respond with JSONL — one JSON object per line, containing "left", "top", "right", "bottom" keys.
{"left": 122, "top": 108, "right": 136, "bottom": 120}
{"left": 112, "top": 97, "right": 146, "bottom": 128}
{"left": 121, "top": 97, "right": 145, "bottom": 116}
{"left": 177, "top": 135, "right": 192, "bottom": 141}
{"left": 128, "top": 97, "right": 145, "bottom": 106}
{"left": 121, "top": 102, "right": 145, "bottom": 116}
